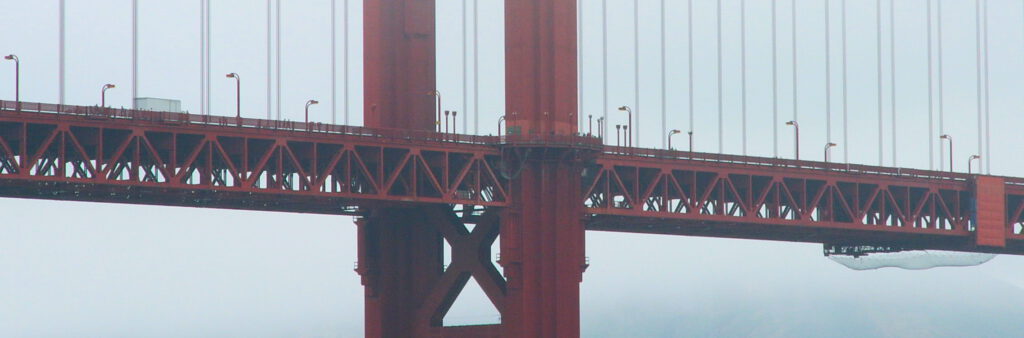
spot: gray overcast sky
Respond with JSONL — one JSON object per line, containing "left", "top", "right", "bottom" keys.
{"left": 2, "top": 0, "right": 1024, "bottom": 337}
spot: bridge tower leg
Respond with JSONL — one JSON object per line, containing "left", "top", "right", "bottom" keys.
{"left": 356, "top": 207, "right": 445, "bottom": 337}
{"left": 500, "top": 0, "right": 585, "bottom": 337}
{"left": 499, "top": 150, "right": 587, "bottom": 337}
{"left": 363, "top": 0, "right": 436, "bottom": 130}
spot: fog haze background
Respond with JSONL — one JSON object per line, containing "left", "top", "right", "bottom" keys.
{"left": 2, "top": 0, "right": 1024, "bottom": 337}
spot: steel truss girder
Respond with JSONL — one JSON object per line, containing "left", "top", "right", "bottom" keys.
{"left": 585, "top": 155, "right": 1024, "bottom": 253}
{"left": 0, "top": 113, "right": 508, "bottom": 208}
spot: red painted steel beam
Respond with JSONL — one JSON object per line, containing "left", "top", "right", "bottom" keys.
{"left": 505, "top": 0, "right": 578, "bottom": 137}
{"left": 975, "top": 176, "right": 1007, "bottom": 247}
{"left": 584, "top": 151, "right": 1024, "bottom": 255}
{"left": 364, "top": 0, "right": 436, "bottom": 130}
{"left": 0, "top": 104, "right": 509, "bottom": 209}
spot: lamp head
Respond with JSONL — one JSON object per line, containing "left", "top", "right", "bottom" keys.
{"left": 786, "top": 120, "right": 797, "bottom": 126}
{"left": 970, "top": 155, "right": 981, "bottom": 160}
{"left": 226, "top": 73, "right": 237, "bottom": 79}
{"left": 617, "top": 106, "right": 629, "bottom": 112}
{"left": 3, "top": 55, "right": 13, "bottom": 60}
{"left": 103, "top": 84, "right": 116, "bottom": 89}
{"left": 308, "top": 99, "right": 319, "bottom": 105}
{"left": 826, "top": 142, "right": 837, "bottom": 148}
{"left": 670, "top": 129, "right": 681, "bottom": 135}
{"left": 940, "top": 134, "right": 950, "bottom": 140}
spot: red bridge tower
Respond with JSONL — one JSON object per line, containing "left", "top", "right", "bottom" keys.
{"left": 358, "top": 0, "right": 585, "bottom": 336}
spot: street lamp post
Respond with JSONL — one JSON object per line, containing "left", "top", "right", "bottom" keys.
{"left": 428, "top": 90, "right": 441, "bottom": 132}
{"left": 597, "top": 117, "right": 605, "bottom": 139}
{"left": 786, "top": 120, "right": 800, "bottom": 160}
{"left": 618, "top": 106, "right": 632, "bottom": 147}
{"left": 305, "top": 99, "right": 319, "bottom": 127}
{"left": 968, "top": 155, "right": 981, "bottom": 174}
{"left": 452, "top": 111, "right": 458, "bottom": 134}
{"left": 101, "top": 84, "right": 116, "bottom": 107}
{"left": 498, "top": 115, "right": 505, "bottom": 136}
{"left": 444, "top": 110, "right": 450, "bottom": 134}
{"left": 588, "top": 115, "right": 593, "bottom": 136}
{"left": 688, "top": 131, "right": 694, "bottom": 152}
{"left": 4, "top": 54, "right": 18, "bottom": 104}
{"left": 940, "top": 134, "right": 953, "bottom": 171}
{"left": 226, "top": 73, "right": 241, "bottom": 124}
{"left": 824, "top": 142, "right": 838, "bottom": 163}
{"left": 669, "top": 129, "right": 681, "bottom": 150}
{"left": 622, "top": 126, "right": 628, "bottom": 149}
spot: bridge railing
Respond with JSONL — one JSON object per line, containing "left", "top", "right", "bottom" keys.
{"left": 0, "top": 100, "right": 604, "bottom": 149}
{"left": 602, "top": 145, "right": 995, "bottom": 183}
{"left": 0, "top": 100, "right": 506, "bottom": 146}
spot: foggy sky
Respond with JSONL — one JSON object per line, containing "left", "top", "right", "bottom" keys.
{"left": 2, "top": 0, "right": 1024, "bottom": 337}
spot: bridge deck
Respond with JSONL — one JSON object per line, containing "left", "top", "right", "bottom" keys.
{"left": 1, "top": 100, "right": 1021, "bottom": 254}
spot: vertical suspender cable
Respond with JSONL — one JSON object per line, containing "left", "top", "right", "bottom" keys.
{"left": 877, "top": 0, "right": 883, "bottom": 165}
{"left": 200, "top": 0, "right": 206, "bottom": 115}
{"left": 688, "top": 0, "right": 694, "bottom": 143}
{"left": 890, "top": 0, "right": 897, "bottom": 166}
{"left": 661, "top": 0, "right": 667, "bottom": 149}
{"left": 269, "top": 0, "right": 273, "bottom": 119}
{"left": 473, "top": 0, "right": 479, "bottom": 135}
{"left": 841, "top": 0, "right": 849, "bottom": 163}
{"left": 938, "top": 0, "right": 945, "bottom": 170}
{"left": 330, "top": 0, "right": 336, "bottom": 123}
{"left": 132, "top": 0, "right": 138, "bottom": 108}
{"left": 792, "top": 0, "right": 798, "bottom": 129}
{"left": 603, "top": 0, "right": 609, "bottom": 142}
{"left": 926, "top": 0, "right": 933, "bottom": 170}
{"left": 741, "top": 0, "right": 748, "bottom": 156}
{"left": 975, "top": 0, "right": 982, "bottom": 173}
{"left": 825, "top": 0, "right": 831, "bottom": 148}
{"left": 579, "top": 0, "right": 584, "bottom": 133}
{"left": 344, "top": 0, "right": 349, "bottom": 125}
{"left": 717, "top": 0, "right": 723, "bottom": 153}
{"left": 206, "top": 0, "right": 211, "bottom": 115}
{"left": 276, "top": 0, "right": 281, "bottom": 119}
{"left": 59, "top": 0, "right": 65, "bottom": 106}
{"left": 635, "top": 0, "right": 641, "bottom": 148}
{"left": 983, "top": 0, "right": 990, "bottom": 173}
{"left": 462, "top": 0, "right": 468, "bottom": 133}
{"left": 199, "top": 0, "right": 204, "bottom": 115}
{"left": 772, "top": 0, "right": 779, "bottom": 157}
